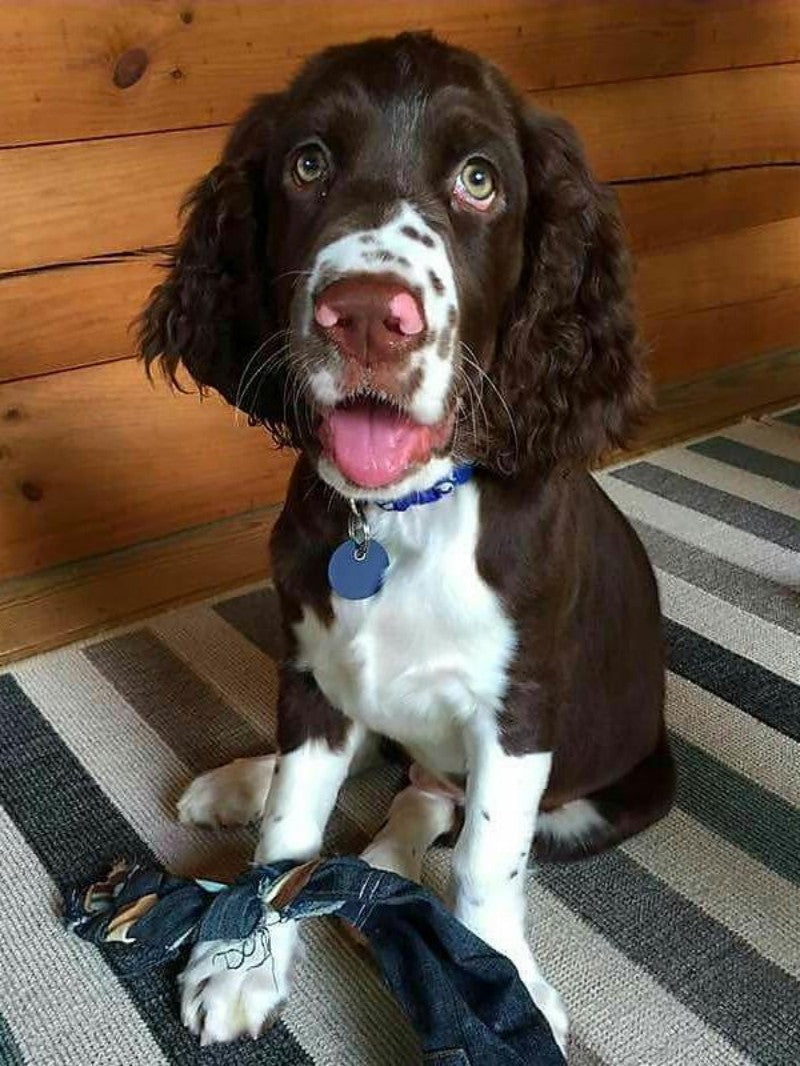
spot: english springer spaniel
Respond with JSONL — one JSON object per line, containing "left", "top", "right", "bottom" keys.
{"left": 141, "top": 32, "right": 674, "bottom": 1052}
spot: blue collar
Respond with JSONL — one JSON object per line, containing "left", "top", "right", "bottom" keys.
{"left": 375, "top": 464, "right": 475, "bottom": 513}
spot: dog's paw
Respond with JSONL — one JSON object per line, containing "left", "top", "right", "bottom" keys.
{"left": 526, "top": 973, "right": 569, "bottom": 1057}
{"left": 177, "top": 756, "right": 275, "bottom": 828}
{"left": 179, "top": 921, "right": 298, "bottom": 1044}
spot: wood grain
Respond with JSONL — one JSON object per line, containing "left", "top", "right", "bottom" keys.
{"left": 3, "top": 1, "right": 799, "bottom": 148}
{"left": 0, "top": 256, "right": 161, "bottom": 382}
{"left": 0, "top": 128, "right": 223, "bottom": 273}
{"left": 0, "top": 358, "right": 294, "bottom": 581}
{"left": 644, "top": 286, "right": 800, "bottom": 385}
{"left": 535, "top": 64, "right": 800, "bottom": 182}
{"left": 635, "top": 216, "right": 800, "bottom": 321}
{"left": 618, "top": 167, "right": 800, "bottom": 255}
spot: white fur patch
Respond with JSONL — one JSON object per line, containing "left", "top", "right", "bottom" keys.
{"left": 293, "top": 480, "right": 516, "bottom": 776}
{"left": 303, "top": 201, "right": 459, "bottom": 426}
{"left": 536, "top": 797, "right": 608, "bottom": 844}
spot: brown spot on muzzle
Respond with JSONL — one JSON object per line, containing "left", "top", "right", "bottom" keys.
{"left": 401, "top": 225, "right": 435, "bottom": 248}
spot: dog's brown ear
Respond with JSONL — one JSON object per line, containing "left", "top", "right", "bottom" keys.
{"left": 139, "top": 94, "right": 295, "bottom": 444}
{"left": 493, "top": 109, "right": 650, "bottom": 474}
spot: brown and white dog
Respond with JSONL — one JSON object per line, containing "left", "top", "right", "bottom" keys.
{"left": 140, "top": 32, "right": 674, "bottom": 1051}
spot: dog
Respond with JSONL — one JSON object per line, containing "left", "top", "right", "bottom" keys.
{"left": 140, "top": 31, "right": 674, "bottom": 1052}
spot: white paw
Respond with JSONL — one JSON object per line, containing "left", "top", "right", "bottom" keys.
{"left": 179, "top": 921, "right": 298, "bottom": 1044}
{"left": 454, "top": 906, "right": 569, "bottom": 1056}
{"left": 524, "top": 972, "right": 569, "bottom": 1058}
{"left": 177, "top": 756, "right": 276, "bottom": 828}
{"left": 500, "top": 944, "right": 568, "bottom": 1056}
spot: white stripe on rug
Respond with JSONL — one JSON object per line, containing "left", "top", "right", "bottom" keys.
{"left": 0, "top": 806, "right": 168, "bottom": 1066}
{"left": 666, "top": 674, "right": 800, "bottom": 806}
{"left": 597, "top": 476, "right": 798, "bottom": 586}
{"left": 646, "top": 447, "right": 800, "bottom": 520}
{"left": 657, "top": 569, "right": 800, "bottom": 683}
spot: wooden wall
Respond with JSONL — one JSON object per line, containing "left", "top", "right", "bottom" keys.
{"left": 1, "top": 1, "right": 799, "bottom": 585}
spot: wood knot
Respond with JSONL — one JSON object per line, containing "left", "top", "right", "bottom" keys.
{"left": 113, "top": 47, "right": 149, "bottom": 89}
{"left": 4, "top": 407, "right": 23, "bottom": 422}
{"left": 20, "top": 481, "right": 44, "bottom": 502}
{"left": 180, "top": 9, "right": 194, "bottom": 24}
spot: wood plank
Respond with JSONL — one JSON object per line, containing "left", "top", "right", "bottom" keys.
{"left": 0, "top": 507, "right": 277, "bottom": 667}
{"left": 0, "top": 128, "right": 223, "bottom": 273}
{"left": 629, "top": 347, "right": 800, "bottom": 457}
{"left": 535, "top": 64, "right": 800, "bottom": 181}
{"left": 0, "top": 358, "right": 295, "bottom": 581}
{"left": 0, "top": 256, "right": 161, "bottom": 382}
{"left": 635, "top": 215, "right": 800, "bottom": 321}
{"left": 2, "top": 347, "right": 797, "bottom": 667}
{"left": 618, "top": 167, "right": 800, "bottom": 255}
{"left": 3, "top": 1, "right": 800, "bottom": 148}
{"left": 644, "top": 286, "right": 800, "bottom": 385}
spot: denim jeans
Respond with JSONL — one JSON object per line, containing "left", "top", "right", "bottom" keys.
{"left": 65, "top": 855, "right": 565, "bottom": 1065}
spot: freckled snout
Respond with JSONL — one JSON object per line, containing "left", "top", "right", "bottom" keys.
{"left": 314, "top": 275, "right": 425, "bottom": 364}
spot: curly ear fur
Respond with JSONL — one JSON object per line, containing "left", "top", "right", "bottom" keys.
{"left": 139, "top": 95, "right": 293, "bottom": 443}
{"left": 492, "top": 111, "right": 650, "bottom": 474}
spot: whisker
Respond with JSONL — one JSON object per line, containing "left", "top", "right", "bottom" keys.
{"left": 459, "top": 343, "right": 519, "bottom": 460}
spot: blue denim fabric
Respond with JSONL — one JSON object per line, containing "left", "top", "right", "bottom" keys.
{"left": 65, "top": 856, "right": 565, "bottom": 1065}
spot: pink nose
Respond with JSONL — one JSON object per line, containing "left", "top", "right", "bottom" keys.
{"left": 314, "top": 276, "right": 425, "bottom": 364}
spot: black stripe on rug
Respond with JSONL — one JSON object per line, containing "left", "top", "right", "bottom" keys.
{"left": 664, "top": 618, "right": 800, "bottom": 740}
{"left": 688, "top": 437, "right": 800, "bottom": 490}
{"left": 670, "top": 732, "right": 799, "bottom": 886}
{"left": 0, "top": 675, "right": 312, "bottom": 1066}
{"left": 538, "top": 848, "right": 800, "bottom": 1066}
{"left": 610, "top": 462, "right": 800, "bottom": 551}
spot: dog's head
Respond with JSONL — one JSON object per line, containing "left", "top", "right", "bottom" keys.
{"left": 141, "top": 32, "right": 648, "bottom": 498}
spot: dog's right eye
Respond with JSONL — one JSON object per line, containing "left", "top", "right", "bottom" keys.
{"left": 292, "top": 144, "right": 329, "bottom": 185}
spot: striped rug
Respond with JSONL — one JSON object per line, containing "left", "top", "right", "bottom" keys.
{"left": 1, "top": 409, "right": 798, "bottom": 1066}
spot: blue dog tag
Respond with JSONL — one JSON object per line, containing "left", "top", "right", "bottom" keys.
{"left": 328, "top": 538, "right": 389, "bottom": 600}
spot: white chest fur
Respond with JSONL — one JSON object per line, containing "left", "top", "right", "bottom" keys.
{"left": 293, "top": 483, "right": 516, "bottom": 774}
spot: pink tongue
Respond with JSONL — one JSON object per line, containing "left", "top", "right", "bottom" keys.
{"left": 323, "top": 404, "right": 431, "bottom": 488}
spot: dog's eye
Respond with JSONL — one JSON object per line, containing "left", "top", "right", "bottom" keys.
{"left": 454, "top": 158, "right": 497, "bottom": 210}
{"left": 292, "top": 144, "right": 329, "bottom": 185}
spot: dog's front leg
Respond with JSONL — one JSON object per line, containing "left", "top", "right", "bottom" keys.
{"left": 180, "top": 667, "right": 362, "bottom": 1044}
{"left": 452, "top": 716, "right": 568, "bottom": 1054}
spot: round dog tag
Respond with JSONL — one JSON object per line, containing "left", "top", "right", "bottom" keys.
{"left": 328, "top": 538, "right": 389, "bottom": 600}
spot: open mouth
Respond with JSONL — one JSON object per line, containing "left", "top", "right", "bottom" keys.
{"left": 318, "top": 398, "right": 454, "bottom": 490}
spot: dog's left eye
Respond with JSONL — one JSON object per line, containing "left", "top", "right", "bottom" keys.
{"left": 292, "top": 144, "right": 329, "bottom": 185}
{"left": 453, "top": 158, "right": 497, "bottom": 210}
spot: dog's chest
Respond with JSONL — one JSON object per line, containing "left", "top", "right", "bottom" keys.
{"left": 293, "top": 484, "right": 515, "bottom": 772}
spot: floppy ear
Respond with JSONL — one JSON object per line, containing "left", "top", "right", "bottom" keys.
{"left": 493, "top": 110, "right": 650, "bottom": 474}
{"left": 139, "top": 94, "right": 293, "bottom": 443}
